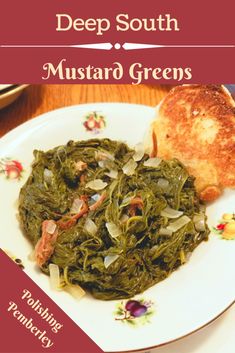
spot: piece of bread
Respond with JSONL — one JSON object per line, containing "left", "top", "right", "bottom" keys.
{"left": 150, "top": 85, "right": 235, "bottom": 201}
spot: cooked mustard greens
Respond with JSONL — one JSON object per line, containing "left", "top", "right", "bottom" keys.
{"left": 19, "top": 139, "right": 209, "bottom": 300}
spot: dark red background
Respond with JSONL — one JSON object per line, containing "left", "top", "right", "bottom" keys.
{"left": 0, "top": 0, "right": 234, "bottom": 83}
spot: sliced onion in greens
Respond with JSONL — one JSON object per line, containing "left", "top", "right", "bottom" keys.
{"left": 104, "top": 254, "right": 120, "bottom": 268}
{"left": 84, "top": 218, "right": 98, "bottom": 235}
{"left": 89, "top": 193, "right": 100, "bottom": 206}
{"left": 46, "top": 220, "right": 57, "bottom": 234}
{"left": 193, "top": 214, "right": 206, "bottom": 232}
{"left": 86, "top": 179, "right": 108, "bottom": 190}
{"left": 120, "top": 196, "right": 132, "bottom": 207}
{"left": 166, "top": 216, "right": 191, "bottom": 232}
{"left": 143, "top": 157, "right": 162, "bottom": 168}
{"left": 159, "top": 228, "right": 173, "bottom": 236}
{"left": 157, "top": 178, "right": 169, "bottom": 190}
{"left": 106, "top": 222, "right": 122, "bottom": 238}
{"left": 98, "top": 160, "right": 105, "bottom": 168}
{"left": 161, "top": 206, "right": 183, "bottom": 219}
{"left": 120, "top": 214, "right": 129, "bottom": 223}
{"left": 43, "top": 168, "right": 53, "bottom": 183}
{"left": 133, "top": 143, "right": 145, "bottom": 162}
{"left": 180, "top": 250, "right": 186, "bottom": 264}
{"left": 65, "top": 284, "right": 86, "bottom": 300}
{"left": 70, "top": 198, "right": 84, "bottom": 214}
{"left": 91, "top": 193, "right": 100, "bottom": 202}
{"left": 105, "top": 169, "right": 118, "bottom": 179}
{"left": 49, "top": 263, "right": 61, "bottom": 291}
{"left": 95, "top": 150, "right": 114, "bottom": 161}
{"left": 122, "top": 159, "right": 137, "bottom": 176}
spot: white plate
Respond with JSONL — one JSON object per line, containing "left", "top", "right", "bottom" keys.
{"left": 0, "top": 103, "right": 235, "bottom": 353}
{"left": 0, "top": 84, "right": 13, "bottom": 91}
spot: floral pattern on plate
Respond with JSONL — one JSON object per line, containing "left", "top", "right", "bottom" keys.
{"left": 114, "top": 298, "right": 155, "bottom": 327}
{"left": 212, "top": 213, "right": 235, "bottom": 240}
{"left": 0, "top": 158, "right": 23, "bottom": 180}
{"left": 83, "top": 111, "right": 106, "bottom": 134}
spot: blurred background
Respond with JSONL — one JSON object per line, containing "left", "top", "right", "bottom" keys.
{"left": 0, "top": 84, "right": 172, "bottom": 137}
{"left": 0, "top": 84, "right": 234, "bottom": 138}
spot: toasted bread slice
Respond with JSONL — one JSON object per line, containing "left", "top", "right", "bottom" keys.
{"left": 150, "top": 85, "right": 235, "bottom": 201}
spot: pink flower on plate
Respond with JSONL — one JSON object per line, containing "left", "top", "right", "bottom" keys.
{"left": 0, "top": 158, "right": 24, "bottom": 180}
{"left": 83, "top": 112, "right": 106, "bottom": 134}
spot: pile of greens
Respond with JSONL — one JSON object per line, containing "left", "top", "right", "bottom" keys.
{"left": 19, "top": 139, "right": 209, "bottom": 300}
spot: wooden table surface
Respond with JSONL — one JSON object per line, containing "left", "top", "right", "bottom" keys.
{"left": 0, "top": 84, "right": 172, "bottom": 138}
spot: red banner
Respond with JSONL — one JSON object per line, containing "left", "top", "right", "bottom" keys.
{"left": 0, "top": 0, "right": 234, "bottom": 83}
